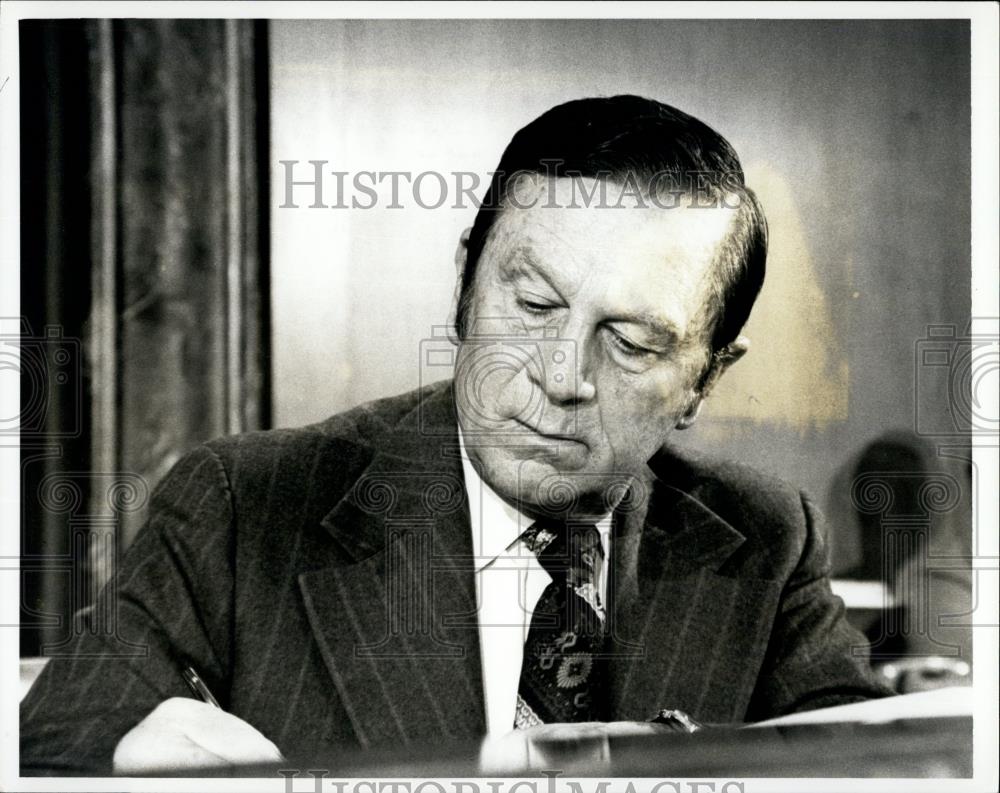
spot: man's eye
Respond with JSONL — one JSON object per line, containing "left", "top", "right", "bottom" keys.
{"left": 517, "top": 298, "right": 556, "bottom": 315}
{"left": 609, "top": 331, "right": 654, "bottom": 358}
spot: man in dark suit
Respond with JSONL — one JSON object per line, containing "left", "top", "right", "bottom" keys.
{"left": 21, "top": 95, "right": 889, "bottom": 774}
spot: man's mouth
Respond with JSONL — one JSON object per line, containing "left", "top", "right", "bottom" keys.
{"left": 511, "top": 416, "right": 587, "bottom": 446}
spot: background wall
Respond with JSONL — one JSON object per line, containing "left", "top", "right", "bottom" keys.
{"left": 269, "top": 19, "right": 971, "bottom": 571}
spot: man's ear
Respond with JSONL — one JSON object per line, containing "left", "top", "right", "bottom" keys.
{"left": 448, "top": 227, "right": 473, "bottom": 341}
{"left": 454, "top": 227, "right": 471, "bottom": 276}
{"left": 675, "top": 336, "right": 750, "bottom": 429}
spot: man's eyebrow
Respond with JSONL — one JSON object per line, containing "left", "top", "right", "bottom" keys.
{"left": 607, "top": 311, "right": 681, "bottom": 342}
{"left": 502, "top": 249, "right": 680, "bottom": 341}
{"left": 502, "top": 248, "right": 563, "bottom": 295}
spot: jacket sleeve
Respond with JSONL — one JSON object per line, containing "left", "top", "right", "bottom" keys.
{"left": 20, "top": 444, "right": 235, "bottom": 775}
{"left": 745, "top": 492, "right": 894, "bottom": 721}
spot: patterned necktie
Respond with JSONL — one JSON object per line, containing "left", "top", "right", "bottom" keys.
{"left": 514, "top": 521, "right": 607, "bottom": 728}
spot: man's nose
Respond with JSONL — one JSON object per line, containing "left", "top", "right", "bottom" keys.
{"left": 527, "top": 324, "right": 596, "bottom": 405}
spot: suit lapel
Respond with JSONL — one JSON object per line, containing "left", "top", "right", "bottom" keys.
{"left": 297, "top": 384, "right": 486, "bottom": 747}
{"left": 298, "top": 384, "right": 779, "bottom": 737}
{"left": 606, "top": 454, "right": 781, "bottom": 723}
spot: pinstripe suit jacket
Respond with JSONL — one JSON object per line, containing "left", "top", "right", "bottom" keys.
{"left": 20, "top": 380, "right": 888, "bottom": 774}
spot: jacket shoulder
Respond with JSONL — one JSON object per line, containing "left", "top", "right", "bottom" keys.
{"left": 655, "top": 444, "right": 815, "bottom": 574}
{"left": 206, "top": 382, "right": 439, "bottom": 460}
{"left": 166, "top": 383, "right": 447, "bottom": 538}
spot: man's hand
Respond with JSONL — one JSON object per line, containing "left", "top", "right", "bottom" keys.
{"left": 514, "top": 721, "right": 674, "bottom": 741}
{"left": 113, "top": 698, "right": 284, "bottom": 774}
{"left": 480, "top": 721, "right": 675, "bottom": 773}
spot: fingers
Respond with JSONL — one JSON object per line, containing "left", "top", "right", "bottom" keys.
{"left": 163, "top": 699, "right": 284, "bottom": 765}
{"left": 599, "top": 720, "right": 672, "bottom": 737}
{"left": 511, "top": 720, "right": 671, "bottom": 741}
{"left": 480, "top": 720, "right": 671, "bottom": 774}
{"left": 114, "top": 726, "right": 230, "bottom": 774}
{"left": 113, "top": 697, "right": 283, "bottom": 774}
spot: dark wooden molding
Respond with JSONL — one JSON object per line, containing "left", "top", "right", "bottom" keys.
{"left": 20, "top": 19, "right": 270, "bottom": 655}
{"left": 111, "top": 19, "right": 270, "bottom": 545}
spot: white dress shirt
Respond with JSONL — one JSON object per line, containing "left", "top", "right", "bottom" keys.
{"left": 458, "top": 431, "right": 612, "bottom": 735}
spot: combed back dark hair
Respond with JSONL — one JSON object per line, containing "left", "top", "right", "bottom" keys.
{"left": 456, "top": 95, "right": 768, "bottom": 355}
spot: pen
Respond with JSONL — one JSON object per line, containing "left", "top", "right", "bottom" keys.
{"left": 182, "top": 665, "right": 222, "bottom": 709}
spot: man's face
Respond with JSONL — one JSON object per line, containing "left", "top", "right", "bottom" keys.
{"left": 454, "top": 176, "right": 738, "bottom": 518}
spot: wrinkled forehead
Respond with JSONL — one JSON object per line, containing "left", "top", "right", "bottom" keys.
{"left": 497, "top": 174, "right": 738, "bottom": 261}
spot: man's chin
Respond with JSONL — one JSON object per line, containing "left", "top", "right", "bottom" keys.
{"left": 476, "top": 449, "right": 627, "bottom": 519}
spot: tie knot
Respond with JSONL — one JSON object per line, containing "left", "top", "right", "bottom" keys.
{"left": 521, "top": 521, "right": 603, "bottom": 586}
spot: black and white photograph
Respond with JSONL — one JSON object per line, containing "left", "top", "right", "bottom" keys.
{"left": 1, "top": 2, "right": 998, "bottom": 790}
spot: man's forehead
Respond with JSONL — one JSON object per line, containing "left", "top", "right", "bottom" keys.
{"left": 495, "top": 176, "right": 738, "bottom": 278}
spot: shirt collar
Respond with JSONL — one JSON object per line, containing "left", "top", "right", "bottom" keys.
{"left": 458, "top": 428, "right": 614, "bottom": 572}
{"left": 458, "top": 428, "right": 532, "bottom": 571}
